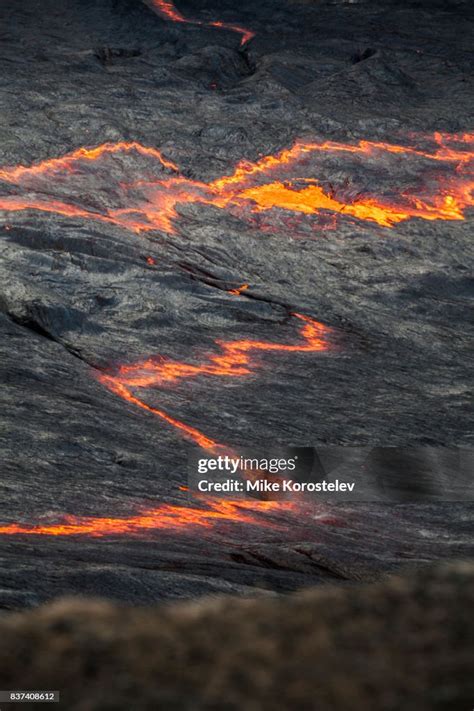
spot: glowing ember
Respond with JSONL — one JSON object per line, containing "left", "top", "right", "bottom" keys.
{"left": 98, "top": 313, "right": 333, "bottom": 451}
{"left": 228, "top": 283, "right": 249, "bottom": 295}
{"left": 0, "top": 497, "right": 296, "bottom": 537}
{"left": 1, "top": 133, "right": 472, "bottom": 235}
{"left": 149, "top": 0, "right": 255, "bottom": 46}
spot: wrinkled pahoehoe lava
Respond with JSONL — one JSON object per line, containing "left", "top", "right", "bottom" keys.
{"left": 0, "top": 0, "right": 473, "bottom": 606}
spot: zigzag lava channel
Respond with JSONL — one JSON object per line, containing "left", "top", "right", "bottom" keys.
{"left": 0, "top": 312, "right": 326, "bottom": 537}
{"left": 148, "top": 0, "right": 255, "bottom": 46}
{"left": 98, "top": 313, "right": 332, "bottom": 451}
{"left": 0, "top": 132, "right": 472, "bottom": 235}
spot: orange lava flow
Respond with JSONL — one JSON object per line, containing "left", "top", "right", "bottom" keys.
{"left": 207, "top": 135, "right": 471, "bottom": 192}
{"left": 101, "top": 377, "right": 220, "bottom": 450}
{"left": 208, "top": 133, "right": 474, "bottom": 228}
{"left": 0, "top": 497, "right": 294, "bottom": 537}
{"left": 238, "top": 180, "right": 463, "bottom": 228}
{"left": 0, "top": 141, "right": 178, "bottom": 184}
{"left": 98, "top": 313, "right": 332, "bottom": 451}
{"left": 0, "top": 314, "right": 327, "bottom": 538}
{"left": 228, "top": 283, "right": 249, "bottom": 296}
{"left": 1, "top": 132, "right": 471, "bottom": 235}
{"left": 0, "top": 196, "right": 118, "bottom": 227}
{"left": 150, "top": 0, "right": 255, "bottom": 46}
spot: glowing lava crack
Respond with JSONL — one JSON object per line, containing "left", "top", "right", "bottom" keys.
{"left": 148, "top": 0, "right": 255, "bottom": 46}
{"left": 0, "top": 313, "right": 332, "bottom": 538}
{"left": 0, "top": 132, "right": 472, "bottom": 236}
{"left": 98, "top": 312, "right": 332, "bottom": 451}
{"left": 0, "top": 497, "right": 297, "bottom": 537}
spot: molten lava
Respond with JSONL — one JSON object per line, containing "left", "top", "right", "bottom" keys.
{"left": 0, "top": 141, "right": 179, "bottom": 183}
{"left": 1, "top": 132, "right": 472, "bottom": 235}
{"left": 149, "top": 0, "right": 255, "bottom": 46}
{"left": 1, "top": 310, "right": 328, "bottom": 537}
{"left": 98, "top": 313, "right": 333, "bottom": 451}
{"left": 2, "top": 134, "right": 471, "bottom": 540}
{"left": 228, "top": 283, "right": 249, "bottom": 296}
{"left": 0, "top": 497, "right": 297, "bottom": 537}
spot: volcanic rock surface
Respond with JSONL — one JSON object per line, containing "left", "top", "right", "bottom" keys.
{"left": 0, "top": 0, "right": 473, "bottom": 607}
{"left": 0, "top": 563, "right": 472, "bottom": 710}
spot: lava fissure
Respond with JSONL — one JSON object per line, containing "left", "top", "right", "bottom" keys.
{"left": 98, "top": 312, "right": 333, "bottom": 451}
{"left": 149, "top": 0, "right": 255, "bottom": 46}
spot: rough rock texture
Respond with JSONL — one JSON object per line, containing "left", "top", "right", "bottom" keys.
{"left": 0, "top": 0, "right": 473, "bottom": 605}
{"left": 0, "top": 563, "right": 473, "bottom": 710}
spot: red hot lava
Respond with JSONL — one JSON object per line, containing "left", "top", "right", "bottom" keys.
{"left": 0, "top": 497, "right": 298, "bottom": 537}
{"left": 0, "top": 132, "right": 472, "bottom": 538}
{"left": 149, "top": 0, "right": 255, "bottom": 46}
{"left": 1, "top": 306, "right": 327, "bottom": 537}
{"left": 227, "top": 283, "right": 249, "bottom": 296}
{"left": 98, "top": 312, "right": 333, "bottom": 451}
{"left": 0, "top": 132, "right": 472, "bottom": 235}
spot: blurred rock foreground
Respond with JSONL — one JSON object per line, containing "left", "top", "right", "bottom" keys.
{"left": 0, "top": 562, "right": 472, "bottom": 710}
